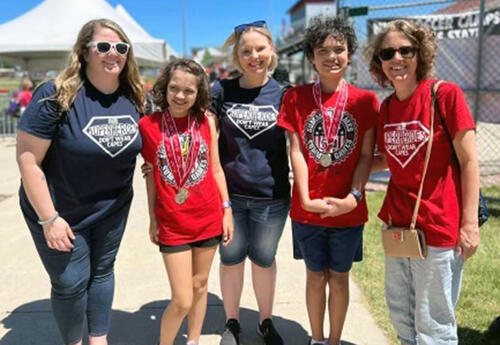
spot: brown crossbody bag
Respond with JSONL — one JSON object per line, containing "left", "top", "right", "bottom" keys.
{"left": 381, "top": 81, "right": 443, "bottom": 259}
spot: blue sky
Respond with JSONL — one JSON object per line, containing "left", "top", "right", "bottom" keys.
{"left": 0, "top": 0, "right": 450, "bottom": 55}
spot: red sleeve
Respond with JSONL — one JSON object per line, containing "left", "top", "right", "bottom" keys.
{"left": 139, "top": 116, "right": 157, "bottom": 164}
{"left": 436, "top": 82, "right": 475, "bottom": 138}
{"left": 376, "top": 98, "right": 389, "bottom": 154}
{"left": 365, "top": 91, "right": 379, "bottom": 129}
{"left": 277, "top": 88, "right": 299, "bottom": 133}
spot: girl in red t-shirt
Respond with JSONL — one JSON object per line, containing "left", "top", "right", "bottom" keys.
{"left": 365, "top": 20, "right": 479, "bottom": 344}
{"left": 139, "top": 59, "right": 233, "bottom": 345}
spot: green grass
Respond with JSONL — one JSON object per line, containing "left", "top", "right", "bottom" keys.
{"left": 352, "top": 187, "right": 500, "bottom": 345}
{"left": 0, "top": 78, "right": 20, "bottom": 91}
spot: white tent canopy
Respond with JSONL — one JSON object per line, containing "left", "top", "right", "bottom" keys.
{"left": 0, "top": 0, "right": 173, "bottom": 72}
{"left": 114, "top": 4, "right": 179, "bottom": 59}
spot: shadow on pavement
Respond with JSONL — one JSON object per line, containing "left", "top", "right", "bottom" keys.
{"left": 1, "top": 294, "right": 310, "bottom": 345}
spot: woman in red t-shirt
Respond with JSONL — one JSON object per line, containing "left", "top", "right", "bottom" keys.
{"left": 139, "top": 59, "right": 233, "bottom": 345}
{"left": 366, "top": 20, "right": 480, "bottom": 345}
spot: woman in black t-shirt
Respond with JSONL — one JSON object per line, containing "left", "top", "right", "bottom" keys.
{"left": 211, "top": 21, "right": 291, "bottom": 345}
{"left": 16, "top": 19, "right": 144, "bottom": 345}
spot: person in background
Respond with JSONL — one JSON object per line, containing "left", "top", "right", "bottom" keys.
{"left": 18, "top": 77, "right": 34, "bottom": 115}
{"left": 271, "top": 64, "right": 291, "bottom": 88}
{"left": 16, "top": 18, "right": 144, "bottom": 345}
{"left": 366, "top": 19, "right": 480, "bottom": 345}
{"left": 277, "top": 16, "right": 378, "bottom": 345}
{"left": 212, "top": 20, "right": 291, "bottom": 345}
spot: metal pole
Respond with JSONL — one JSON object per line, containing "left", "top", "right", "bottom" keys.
{"left": 181, "top": 0, "right": 187, "bottom": 57}
{"left": 336, "top": 0, "right": 340, "bottom": 16}
{"left": 473, "top": 0, "right": 486, "bottom": 122}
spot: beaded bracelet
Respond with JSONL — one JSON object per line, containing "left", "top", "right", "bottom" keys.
{"left": 37, "top": 211, "right": 59, "bottom": 226}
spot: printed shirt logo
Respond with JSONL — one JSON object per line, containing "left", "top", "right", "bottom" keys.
{"left": 304, "top": 109, "right": 357, "bottom": 165}
{"left": 226, "top": 103, "right": 278, "bottom": 139}
{"left": 157, "top": 135, "right": 209, "bottom": 187}
{"left": 83, "top": 115, "right": 138, "bottom": 158}
{"left": 384, "top": 121, "right": 429, "bottom": 168}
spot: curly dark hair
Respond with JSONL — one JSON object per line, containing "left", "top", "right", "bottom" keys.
{"left": 364, "top": 20, "right": 437, "bottom": 87}
{"left": 152, "top": 58, "right": 210, "bottom": 118}
{"left": 304, "top": 16, "right": 358, "bottom": 62}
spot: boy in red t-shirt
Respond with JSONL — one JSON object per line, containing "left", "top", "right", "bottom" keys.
{"left": 277, "top": 17, "right": 378, "bottom": 345}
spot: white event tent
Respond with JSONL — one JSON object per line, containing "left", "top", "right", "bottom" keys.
{"left": 0, "top": 0, "right": 176, "bottom": 72}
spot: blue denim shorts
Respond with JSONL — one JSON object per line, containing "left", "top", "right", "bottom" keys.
{"left": 219, "top": 196, "right": 290, "bottom": 268}
{"left": 385, "top": 245, "right": 464, "bottom": 345}
{"left": 292, "top": 221, "right": 363, "bottom": 273}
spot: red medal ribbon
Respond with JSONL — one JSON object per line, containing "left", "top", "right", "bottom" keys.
{"left": 312, "top": 79, "right": 349, "bottom": 152}
{"left": 161, "top": 110, "right": 202, "bottom": 190}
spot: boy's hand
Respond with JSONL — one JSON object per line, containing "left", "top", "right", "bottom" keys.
{"left": 320, "top": 194, "right": 357, "bottom": 218}
{"left": 302, "top": 198, "right": 331, "bottom": 213}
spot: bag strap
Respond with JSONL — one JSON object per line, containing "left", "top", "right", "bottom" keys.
{"left": 409, "top": 81, "right": 442, "bottom": 229}
{"left": 432, "top": 81, "right": 460, "bottom": 166}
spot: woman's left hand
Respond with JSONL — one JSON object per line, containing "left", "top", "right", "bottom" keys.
{"left": 319, "top": 195, "right": 357, "bottom": 218}
{"left": 456, "top": 221, "right": 480, "bottom": 260}
{"left": 221, "top": 209, "right": 234, "bottom": 246}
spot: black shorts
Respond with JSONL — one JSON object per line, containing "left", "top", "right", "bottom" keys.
{"left": 159, "top": 235, "right": 222, "bottom": 253}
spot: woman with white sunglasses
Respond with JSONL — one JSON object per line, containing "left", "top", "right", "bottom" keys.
{"left": 16, "top": 19, "right": 144, "bottom": 345}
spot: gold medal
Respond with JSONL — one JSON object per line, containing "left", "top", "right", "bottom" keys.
{"left": 319, "top": 154, "right": 332, "bottom": 167}
{"left": 174, "top": 188, "right": 189, "bottom": 205}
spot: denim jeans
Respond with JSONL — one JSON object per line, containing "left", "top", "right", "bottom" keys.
{"left": 385, "top": 246, "right": 464, "bottom": 345}
{"left": 219, "top": 196, "right": 290, "bottom": 268}
{"left": 292, "top": 221, "right": 363, "bottom": 272}
{"left": 25, "top": 203, "right": 131, "bottom": 345}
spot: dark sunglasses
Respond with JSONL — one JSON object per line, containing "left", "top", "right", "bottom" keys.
{"left": 86, "top": 41, "right": 130, "bottom": 55}
{"left": 234, "top": 20, "right": 267, "bottom": 33}
{"left": 378, "top": 46, "right": 418, "bottom": 61}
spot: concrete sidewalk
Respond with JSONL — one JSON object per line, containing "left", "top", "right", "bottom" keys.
{"left": 0, "top": 138, "right": 390, "bottom": 345}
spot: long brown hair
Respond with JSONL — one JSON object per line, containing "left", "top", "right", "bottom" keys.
{"left": 53, "top": 19, "right": 145, "bottom": 114}
{"left": 152, "top": 58, "right": 210, "bottom": 118}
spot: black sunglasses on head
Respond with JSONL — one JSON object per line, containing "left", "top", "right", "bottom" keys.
{"left": 86, "top": 41, "right": 130, "bottom": 55}
{"left": 234, "top": 20, "right": 267, "bottom": 33}
{"left": 378, "top": 46, "right": 418, "bottom": 61}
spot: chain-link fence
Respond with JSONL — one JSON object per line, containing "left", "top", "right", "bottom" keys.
{"left": 336, "top": 0, "right": 500, "bottom": 183}
{"left": 0, "top": 94, "right": 18, "bottom": 139}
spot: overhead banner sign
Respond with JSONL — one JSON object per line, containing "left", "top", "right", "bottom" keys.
{"left": 367, "top": 7, "right": 500, "bottom": 39}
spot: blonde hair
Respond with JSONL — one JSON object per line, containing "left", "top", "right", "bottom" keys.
{"left": 222, "top": 26, "right": 278, "bottom": 73}
{"left": 364, "top": 19, "right": 437, "bottom": 87}
{"left": 53, "top": 19, "right": 145, "bottom": 114}
{"left": 20, "top": 78, "right": 33, "bottom": 91}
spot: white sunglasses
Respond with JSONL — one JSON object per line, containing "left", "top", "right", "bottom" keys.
{"left": 86, "top": 41, "right": 130, "bottom": 55}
